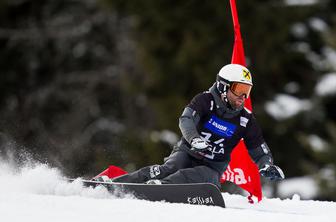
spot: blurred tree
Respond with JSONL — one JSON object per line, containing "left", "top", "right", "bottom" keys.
{"left": 0, "top": 0, "right": 159, "bottom": 176}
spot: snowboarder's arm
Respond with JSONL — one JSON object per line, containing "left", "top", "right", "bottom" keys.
{"left": 244, "top": 115, "right": 285, "bottom": 180}
{"left": 248, "top": 142, "right": 285, "bottom": 181}
{"left": 243, "top": 115, "right": 273, "bottom": 167}
{"left": 179, "top": 93, "right": 211, "bottom": 144}
{"left": 248, "top": 142, "right": 273, "bottom": 169}
{"left": 179, "top": 107, "right": 201, "bottom": 144}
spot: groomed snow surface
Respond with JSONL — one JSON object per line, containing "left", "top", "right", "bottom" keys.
{"left": 0, "top": 161, "right": 335, "bottom": 222}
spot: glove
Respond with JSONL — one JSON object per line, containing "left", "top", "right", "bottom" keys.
{"left": 259, "top": 164, "right": 285, "bottom": 181}
{"left": 190, "top": 137, "right": 212, "bottom": 152}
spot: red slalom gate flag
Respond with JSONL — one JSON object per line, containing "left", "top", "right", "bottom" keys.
{"left": 220, "top": 0, "right": 262, "bottom": 202}
{"left": 93, "top": 165, "right": 127, "bottom": 180}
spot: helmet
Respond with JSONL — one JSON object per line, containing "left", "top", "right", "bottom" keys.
{"left": 216, "top": 64, "right": 253, "bottom": 97}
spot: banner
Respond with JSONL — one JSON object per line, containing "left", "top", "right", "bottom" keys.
{"left": 221, "top": 0, "right": 262, "bottom": 202}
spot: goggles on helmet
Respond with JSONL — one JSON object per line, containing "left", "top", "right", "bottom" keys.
{"left": 229, "top": 82, "right": 252, "bottom": 98}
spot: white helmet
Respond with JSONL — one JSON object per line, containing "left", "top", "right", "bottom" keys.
{"left": 216, "top": 64, "right": 253, "bottom": 96}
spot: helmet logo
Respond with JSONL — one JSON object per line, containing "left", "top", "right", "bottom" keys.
{"left": 242, "top": 69, "right": 251, "bottom": 80}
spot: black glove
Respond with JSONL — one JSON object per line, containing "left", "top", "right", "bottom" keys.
{"left": 190, "top": 137, "right": 212, "bottom": 152}
{"left": 259, "top": 164, "right": 285, "bottom": 181}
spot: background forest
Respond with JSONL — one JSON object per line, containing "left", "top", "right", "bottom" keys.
{"left": 1, "top": 0, "right": 336, "bottom": 200}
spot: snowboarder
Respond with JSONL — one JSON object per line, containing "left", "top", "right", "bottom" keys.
{"left": 112, "top": 64, "right": 285, "bottom": 187}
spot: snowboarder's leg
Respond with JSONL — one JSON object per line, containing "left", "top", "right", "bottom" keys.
{"left": 161, "top": 165, "right": 221, "bottom": 187}
{"left": 112, "top": 150, "right": 192, "bottom": 183}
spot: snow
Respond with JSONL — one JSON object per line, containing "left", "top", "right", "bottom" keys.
{"left": 284, "top": 0, "right": 319, "bottom": 6}
{"left": 309, "top": 17, "right": 328, "bottom": 32}
{"left": 315, "top": 73, "right": 336, "bottom": 96}
{"left": 307, "top": 134, "right": 327, "bottom": 152}
{"left": 265, "top": 94, "right": 312, "bottom": 120}
{"left": 290, "top": 18, "right": 327, "bottom": 38}
{"left": 278, "top": 176, "right": 319, "bottom": 199}
{"left": 323, "top": 48, "right": 336, "bottom": 71}
{"left": 150, "top": 130, "right": 179, "bottom": 145}
{"left": 284, "top": 82, "right": 300, "bottom": 94}
{"left": 291, "top": 23, "right": 308, "bottom": 38}
{"left": 0, "top": 160, "right": 336, "bottom": 222}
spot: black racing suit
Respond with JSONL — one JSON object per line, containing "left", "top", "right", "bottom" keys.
{"left": 113, "top": 84, "right": 273, "bottom": 187}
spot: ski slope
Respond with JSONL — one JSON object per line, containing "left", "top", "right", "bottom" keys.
{"left": 0, "top": 161, "right": 335, "bottom": 222}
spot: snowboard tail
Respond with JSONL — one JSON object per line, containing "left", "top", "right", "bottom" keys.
{"left": 69, "top": 179, "right": 225, "bottom": 208}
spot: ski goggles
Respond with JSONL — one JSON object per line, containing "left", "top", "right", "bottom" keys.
{"left": 229, "top": 82, "right": 252, "bottom": 98}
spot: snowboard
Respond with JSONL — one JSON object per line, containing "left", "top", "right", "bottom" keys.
{"left": 69, "top": 179, "right": 225, "bottom": 208}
